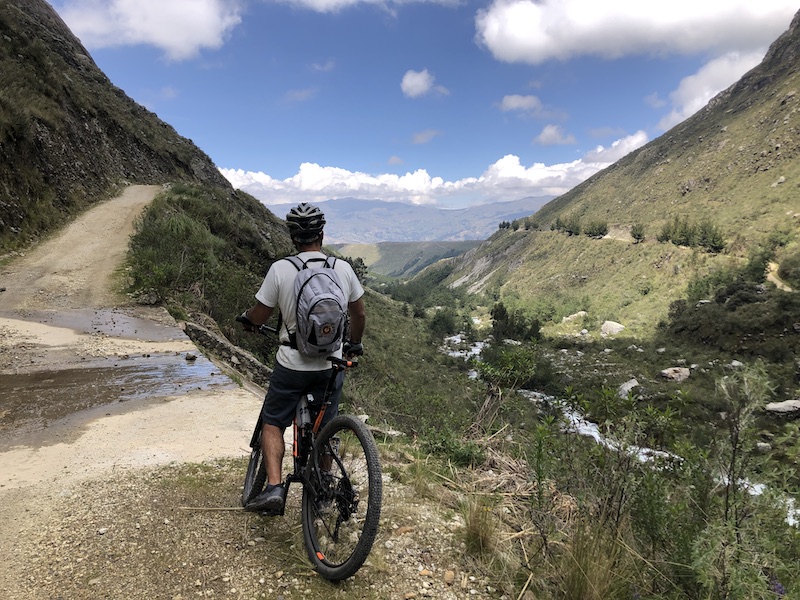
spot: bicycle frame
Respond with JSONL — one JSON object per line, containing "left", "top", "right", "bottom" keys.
{"left": 250, "top": 356, "right": 356, "bottom": 516}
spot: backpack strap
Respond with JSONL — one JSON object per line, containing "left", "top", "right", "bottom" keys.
{"left": 284, "top": 255, "right": 304, "bottom": 271}
{"left": 280, "top": 256, "right": 303, "bottom": 346}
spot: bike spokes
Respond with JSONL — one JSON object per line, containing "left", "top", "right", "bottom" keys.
{"left": 301, "top": 415, "right": 382, "bottom": 581}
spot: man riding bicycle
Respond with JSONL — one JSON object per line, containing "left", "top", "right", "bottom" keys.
{"left": 238, "top": 203, "right": 366, "bottom": 513}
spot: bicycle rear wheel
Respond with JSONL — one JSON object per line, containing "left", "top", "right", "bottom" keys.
{"left": 301, "top": 415, "right": 382, "bottom": 581}
{"left": 241, "top": 427, "right": 266, "bottom": 507}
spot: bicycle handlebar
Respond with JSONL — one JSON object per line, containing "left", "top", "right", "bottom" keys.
{"left": 236, "top": 312, "right": 277, "bottom": 336}
{"left": 328, "top": 356, "right": 358, "bottom": 369}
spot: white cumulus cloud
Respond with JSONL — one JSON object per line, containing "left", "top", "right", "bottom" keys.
{"left": 220, "top": 130, "right": 649, "bottom": 207}
{"left": 475, "top": 0, "right": 797, "bottom": 65}
{"left": 657, "top": 51, "right": 764, "bottom": 131}
{"left": 401, "top": 69, "right": 449, "bottom": 98}
{"left": 534, "top": 125, "right": 576, "bottom": 146}
{"left": 498, "top": 94, "right": 543, "bottom": 113}
{"left": 53, "top": 0, "right": 243, "bottom": 60}
{"left": 583, "top": 130, "right": 648, "bottom": 163}
{"left": 277, "top": 0, "right": 459, "bottom": 13}
{"left": 475, "top": 1, "right": 795, "bottom": 135}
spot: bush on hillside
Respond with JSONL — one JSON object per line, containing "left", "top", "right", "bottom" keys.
{"left": 126, "top": 184, "right": 293, "bottom": 360}
{"left": 584, "top": 220, "right": 609, "bottom": 238}
{"left": 777, "top": 249, "right": 800, "bottom": 288}
{"left": 665, "top": 246, "right": 800, "bottom": 363}
{"left": 697, "top": 219, "right": 726, "bottom": 253}
{"left": 631, "top": 223, "right": 646, "bottom": 243}
{"left": 657, "top": 215, "right": 726, "bottom": 253}
{"left": 490, "top": 302, "right": 541, "bottom": 342}
{"left": 428, "top": 307, "right": 458, "bottom": 339}
{"left": 551, "top": 214, "right": 583, "bottom": 236}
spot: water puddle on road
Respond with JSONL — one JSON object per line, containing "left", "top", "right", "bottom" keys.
{"left": 0, "top": 352, "right": 236, "bottom": 448}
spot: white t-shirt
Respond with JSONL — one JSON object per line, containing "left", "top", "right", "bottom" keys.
{"left": 255, "top": 252, "right": 364, "bottom": 371}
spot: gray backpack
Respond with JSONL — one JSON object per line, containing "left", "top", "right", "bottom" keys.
{"left": 284, "top": 255, "right": 348, "bottom": 357}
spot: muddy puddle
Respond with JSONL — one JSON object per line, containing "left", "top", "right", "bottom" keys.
{"left": 0, "top": 308, "right": 241, "bottom": 449}
{"left": 0, "top": 353, "right": 236, "bottom": 449}
{"left": 1, "top": 307, "right": 186, "bottom": 342}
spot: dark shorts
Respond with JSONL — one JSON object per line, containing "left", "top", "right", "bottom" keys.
{"left": 260, "top": 362, "right": 344, "bottom": 429}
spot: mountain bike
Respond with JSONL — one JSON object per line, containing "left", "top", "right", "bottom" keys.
{"left": 239, "top": 323, "right": 382, "bottom": 581}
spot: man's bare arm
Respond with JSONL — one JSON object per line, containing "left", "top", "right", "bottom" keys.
{"left": 244, "top": 301, "right": 274, "bottom": 326}
{"left": 348, "top": 297, "right": 366, "bottom": 343}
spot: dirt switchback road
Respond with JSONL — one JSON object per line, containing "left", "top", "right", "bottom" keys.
{"left": 0, "top": 185, "right": 262, "bottom": 596}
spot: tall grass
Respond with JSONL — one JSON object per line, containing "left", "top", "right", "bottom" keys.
{"left": 457, "top": 363, "right": 800, "bottom": 599}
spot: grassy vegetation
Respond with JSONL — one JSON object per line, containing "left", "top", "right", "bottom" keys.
{"left": 122, "top": 181, "right": 800, "bottom": 598}
{"left": 125, "top": 183, "right": 294, "bottom": 360}
{"left": 443, "top": 43, "right": 800, "bottom": 347}
{"left": 331, "top": 240, "right": 481, "bottom": 278}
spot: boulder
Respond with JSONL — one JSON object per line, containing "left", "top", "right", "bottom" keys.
{"left": 562, "top": 310, "right": 587, "bottom": 323}
{"left": 601, "top": 321, "right": 625, "bottom": 335}
{"left": 764, "top": 399, "right": 800, "bottom": 418}
{"left": 661, "top": 367, "right": 691, "bottom": 382}
{"left": 619, "top": 378, "right": 639, "bottom": 399}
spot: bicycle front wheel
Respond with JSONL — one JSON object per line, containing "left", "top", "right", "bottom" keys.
{"left": 301, "top": 415, "right": 382, "bottom": 581}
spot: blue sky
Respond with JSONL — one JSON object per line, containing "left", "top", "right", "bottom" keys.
{"left": 49, "top": 1, "right": 798, "bottom": 208}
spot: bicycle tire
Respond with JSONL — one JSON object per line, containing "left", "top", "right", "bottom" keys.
{"left": 241, "top": 432, "right": 267, "bottom": 507}
{"left": 301, "top": 414, "right": 382, "bottom": 581}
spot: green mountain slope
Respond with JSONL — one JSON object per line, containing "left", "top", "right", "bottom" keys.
{"left": 331, "top": 240, "right": 481, "bottom": 278}
{"left": 446, "top": 10, "right": 800, "bottom": 335}
{"left": 0, "top": 0, "right": 230, "bottom": 252}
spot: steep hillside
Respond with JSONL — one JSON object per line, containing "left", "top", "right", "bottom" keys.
{"left": 0, "top": 0, "right": 231, "bottom": 252}
{"left": 447, "top": 9, "right": 800, "bottom": 335}
{"left": 531, "top": 9, "right": 800, "bottom": 240}
{"left": 331, "top": 240, "right": 481, "bottom": 278}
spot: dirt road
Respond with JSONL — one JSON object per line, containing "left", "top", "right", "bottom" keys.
{"left": 0, "top": 186, "right": 263, "bottom": 596}
{"left": 1, "top": 185, "right": 161, "bottom": 311}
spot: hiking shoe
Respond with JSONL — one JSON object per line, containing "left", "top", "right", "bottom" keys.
{"left": 245, "top": 483, "right": 284, "bottom": 514}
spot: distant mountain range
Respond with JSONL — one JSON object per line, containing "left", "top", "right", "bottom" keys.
{"left": 264, "top": 196, "right": 553, "bottom": 243}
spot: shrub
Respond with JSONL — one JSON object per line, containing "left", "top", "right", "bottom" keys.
{"left": 584, "top": 220, "right": 609, "bottom": 238}
{"left": 477, "top": 344, "right": 539, "bottom": 389}
{"left": 429, "top": 307, "right": 458, "bottom": 339}
{"left": 697, "top": 219, "right": 726, "bottom": 253}
{"left": 490, "top": 302, "right": 541, "bottom": 341}
{"left": 671, "top": 215, "right": 697, "bottom": 247}
{"left": 563, "top": 214, "right": 582, "bottom": 236}
{"left": 421, "top": 430, "right": 485, "bottom": 467}
{"left": 776, "top": 249, "right": 800, "bottom": 288}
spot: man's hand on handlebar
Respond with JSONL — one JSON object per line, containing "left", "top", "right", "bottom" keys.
{"left": 343, "top": 340, "right": 363, "bottom": 359}
{"left": 236, "top": 311, "right": 257, "bottom": 333}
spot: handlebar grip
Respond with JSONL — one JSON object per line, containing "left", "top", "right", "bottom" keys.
{"left": 327, "top": 356, "right": 358, "bottom": 368}
{"left": 235, "top": 312, "right": 255, "bottom": 327}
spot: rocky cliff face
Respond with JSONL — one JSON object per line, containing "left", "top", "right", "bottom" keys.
{"left": 0, "top": 0, "right": 231, "bottom": 250}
